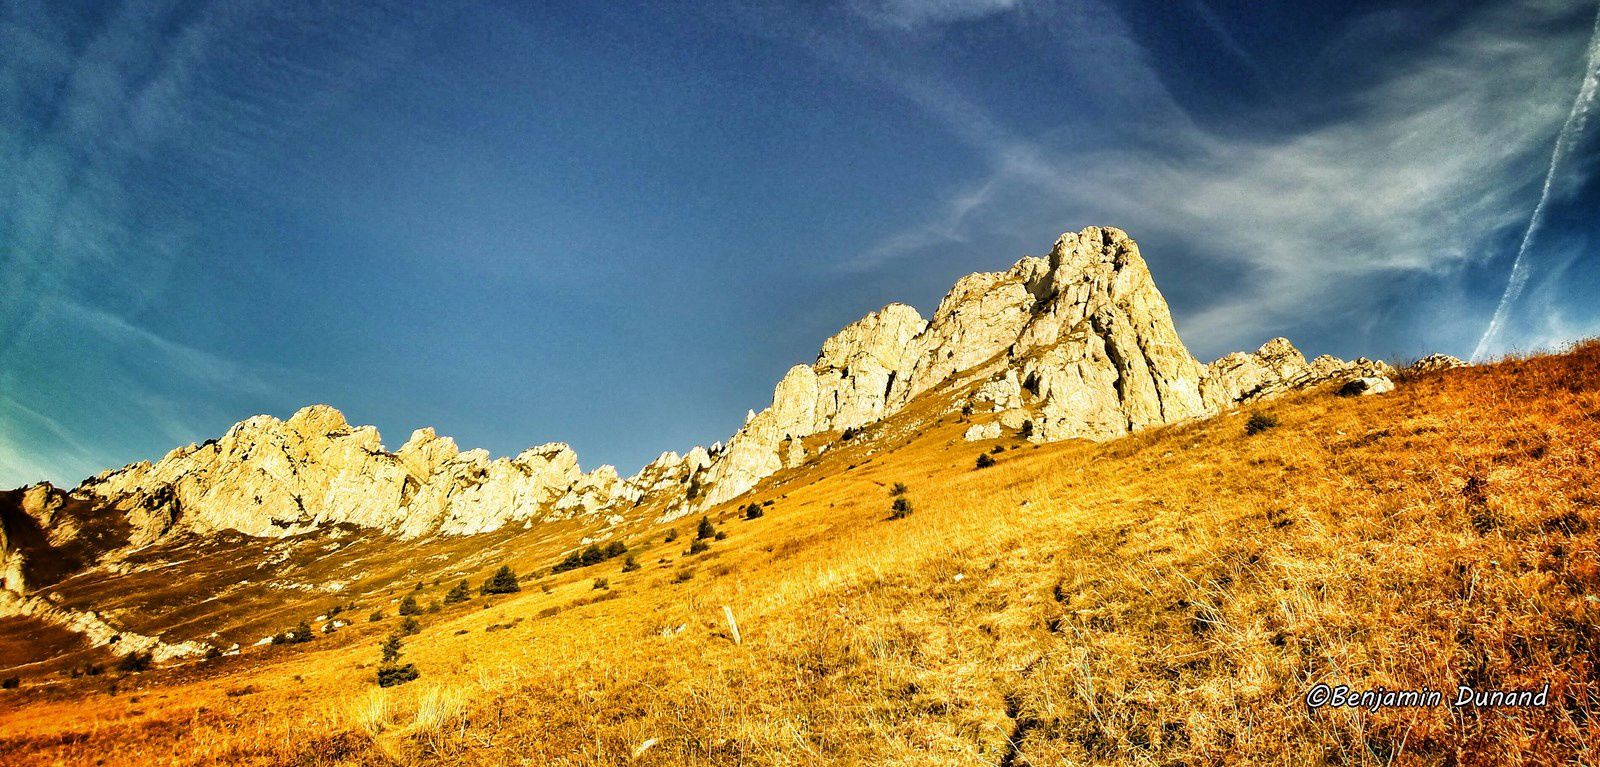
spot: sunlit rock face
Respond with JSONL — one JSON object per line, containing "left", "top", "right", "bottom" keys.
{"left": 36, "top": 226, "right": 1407, "bottom": 546}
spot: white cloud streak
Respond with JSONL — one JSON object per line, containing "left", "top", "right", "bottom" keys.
{"left": 809, "top": 0, "right": 1595, "bottom": 358}
{"left": 1472, "top": 1, "right": 1600, "bottom": 361}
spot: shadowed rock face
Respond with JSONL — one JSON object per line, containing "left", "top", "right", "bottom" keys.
{"left": 10, "top": 227, "right": 1403, "bottom": 562}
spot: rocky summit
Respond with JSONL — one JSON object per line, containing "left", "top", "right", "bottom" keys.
{"left": 1, "top": 227, "right": 1409, "bottom": 623}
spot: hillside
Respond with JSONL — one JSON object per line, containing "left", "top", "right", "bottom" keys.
{"left": 0, "top": 339, "right": 1596, "bottom": 765}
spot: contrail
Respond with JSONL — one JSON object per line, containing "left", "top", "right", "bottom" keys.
{"left": 1472, "top": 3, "right": 1600, "bottom": 362}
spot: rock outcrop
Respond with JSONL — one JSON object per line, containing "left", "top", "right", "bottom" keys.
{"left": 16, "top": 226, "right": 1415, "bottom": 559}
{"left": 1408, "top": 354, "right": 1466, "bottom": 375}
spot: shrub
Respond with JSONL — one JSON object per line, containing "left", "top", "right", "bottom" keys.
{"left": 961, "top": 403, "right": 974, "bottom": 416}
{"left": 1245, "top": 412, "right": 1280, "bottom": 436}
{"left": 1020, "top": 420, "right": 1034, "bottom": 438}
{"left": 889, "top": 482, "right": 907, "bottom": 496}
{"left": 975, "top": 453, "right": 997, "bottom": 469}
{"left": 664, "top": 529, "right": 679, "bottom": 543}
{"left": 117, "top": 651, "right": 154, "bottom": 673}
{"left": 686, "top": 539, "right": 710, "bottom": 555}
{"left": 744, "top": 503, "right": 764, "bottom": 519}
{"left": 368, "top": 610, "right": 385, "bottom": 623}
{"left": 622, "top": 556, "right": 640, "bottom": 572}
{"left": 552, "top": 541, "right": 629, "bottom": 574}
{"left": 444, "top": 580, "right": 471, "bottom": 604}
{"left": 398, "top": 594, "right": 422, "bottom": 616}
{"left": 377, "top": 664, "right": 419, "bottom": 688}
{"left": 398, "top": 617, "right": 421, "bottom": 636}
{"left": 674, "top": 569, "right": 695, "bottom": 583}
{"left": 891, "top": 497, "right": 913, "bottom": 520}
{"left": 592, "top": 577, "right": 609, "bottom": 590}
{"left": 714, "top": 530, "right": 727, "bottom": 541}
{"left": 2, "top": 676, "right": 19, "bottom": 689}
{"left": 990, "top": 445, "right": 1005, "bottom": 455}
{"left": 426, "top": 600, "right": 441, "bottom": 614}
{"left": 272, "top": 621, "right": 314, "bottom": 646}
{"left": 481, "top": 565, "right": 521, "bottom": 594}
{"left": 696, "top": 516, "right": 716, "bottom": 540}
{"left": 376, "top": 634, "right": 418, "bottom": 688}
{"left": 840, "top": 426, "right": 859, "bottom": 441}
{"left": 204, "top": 645, "right": 223, "bottom": 660}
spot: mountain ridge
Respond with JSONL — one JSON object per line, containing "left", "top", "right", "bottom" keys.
{"left": 1, "top": 227, "right": 1438, "bottom": 630}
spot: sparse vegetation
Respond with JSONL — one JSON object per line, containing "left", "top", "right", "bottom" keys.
{"left": 1245, "top": 411, "right": 1280, "bottom": 435}
{"left": 398, "top": 617, "right": 421, "bottom": 636}
{"left": 398, "top": 594, "right": 422, "bottom": 616}
{"left": 270, "top": 621, "right": 314, "bottom": 646}
{"left": 375, "top": 634, "right": 419, "bottom": 688}
{"left": 10, "top": 342, "right": 1600, "bottom": 766}
{"left": 664, "top": 528, "right": 679, "bottom": 543}
{"left": 444, "top": 580, "right": 472, "bottom": 604}
{"left": 840, "top": 426, "right": 859, "bottom": 440}
{"left": 696, "top": 516, "right": 716, "bottom": 540}
{"left": 743, "top": 502, "right": 764, "bottom": 519}
{"left": 975, "top": 452, "right": 996, "bottom": 469}
{"left": 592, "top": 577, "right": 609, "bottom": 590}
{"left": 115, "top": 651, "right": 154, "bottom": 673}
{"left": 686, "top": 539, "right": 710, "bottom": 555}
{"left": 480, "top": 565, "right": 521, "bottom": 594}
{"left": 551, "top": 541, "right": 628, "bottom": 574}
{"left": 621, "top": 556, "right": 640, "bottom": 572}
{"left": 367, "top": 609, "right": 384, "bottom": 622}
{"left": 889, "top": 497, "right": 912, "bottom": 520}
{"left": 889, "top": 482, "right": 907, "bottom": 496}
{"left": 713, "top": 530, "right": 727, "bottom": 541}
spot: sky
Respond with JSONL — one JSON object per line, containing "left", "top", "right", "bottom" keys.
{"left": 2, "top": 0, "right": 1598, "bottom": 489}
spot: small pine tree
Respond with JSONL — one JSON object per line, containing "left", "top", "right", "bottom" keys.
{"left": 891, "top": 497, "right": 913, "bottom": 520}
{"left": 622, "top": 556, "right": 641, "bottom": 572}
{"left": 744, "top": 503, "right": 764, "bottom": 519}
{"left": 975, "top": 453, "right": 996, "bottom": 469}
{"left": 399, "top": 616, "right": 421, "bottom": 636}
{"left": 481, "top": 565, "right": 521, "bottom": 594}
{"left": 380, "top": 634, "right": 403, "bottom": 664}
{"left": 398, "top": 594, "right": 421, "bottom": 616}
{"left": 889, "top": 482, "right": 907, "bottom": 496}
{"left": 686, "top": 539, "right": 710, "bottom": 555}
{"left": 444, "top": 580, "right": 471, "bottom": 604}
{"left": 376, "top": 634, "right": 418, "bottom": 688}
{"left": 696, "top": 516, "right": 716, "bottom": 540}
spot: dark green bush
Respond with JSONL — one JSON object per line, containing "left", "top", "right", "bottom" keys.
{"left": 889, "top": 482, "right": 907, "bottom": 496}
{"left": 664, "top": 529, "right": 679, "bottom": 543}
{"left": 398, "top": 594, "right": 422, "bottom": 616}
{"left": 271, "top": 621, "right": 314, "bottom": 646}
{"left": 975, "top": 453, "right": 996, "bottom": 469}
{"left": 1245, "top": 412, "right": 1280, "bottom": 436}
{"left": 481, "top": 565, "right": 521, "bottom": 594}
{"left": 891, "top": 497, "right": 913, "bottom": 520}
{"left": 117, "top": 651, "right": 154, "bottom": 673}
{"left": 744, "top": 503, "right": 764, "bottom": 519}
{"left": 444, "top": 580, "right": 471, "bottom": 604}
{"left": 398, "top": 617, "right": 421, "bottom": 636}
{"left": 592, "top": 577, "right": 609, "bottom": 590}
{"left": 686, "top": 539, "right": 710, "bottom": 555}
{"left": 696, "top": 516, "right": 716, "bottom": 540}
{"left": 622, "top": 556, "right": 641, "bottom": 572}
{"left": 368, "top": 609, "right": 385, "bottom": 623}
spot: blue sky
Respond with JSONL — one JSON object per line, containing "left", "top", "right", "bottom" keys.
{"left": 3, "top": 0, "right": 1598, "bottom": 488}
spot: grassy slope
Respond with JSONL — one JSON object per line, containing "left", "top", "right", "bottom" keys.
{"left": 1, "top": 343, "right": 1597, "bottom": 766}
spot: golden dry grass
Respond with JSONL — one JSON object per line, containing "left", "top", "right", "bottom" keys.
{"left": 2, "top": 342, "right": 1598, "bottom": 765}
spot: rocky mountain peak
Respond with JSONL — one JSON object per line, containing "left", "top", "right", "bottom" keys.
{"left": 9, "top": 227, "right": 1413, "bottom": 565}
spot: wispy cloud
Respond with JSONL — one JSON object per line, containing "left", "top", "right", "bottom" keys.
{"left": 1472, "top": 2, "right": 1600, "bottom": 361}
{"left": 848, "top": 0, "right": 1020, "bottom": 30}
{"left": 784, "top": 0, "right": 1597, "bottom": 358}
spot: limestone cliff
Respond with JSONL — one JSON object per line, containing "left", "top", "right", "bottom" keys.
{"left": 13, "top": 226, "right": 1413, "bottom": 561}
